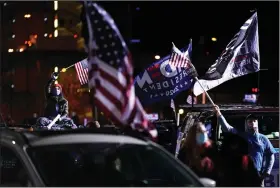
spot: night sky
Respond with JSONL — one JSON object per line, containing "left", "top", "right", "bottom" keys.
{"left": 100, "top": 1, "right": 279, "bottom": 69}
{"left": 98, "top": 1, "right": 279, "bottom": 107}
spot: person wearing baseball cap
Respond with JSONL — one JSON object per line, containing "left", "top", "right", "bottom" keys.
{"left": 213, "top": 105, "right": 275, "bottom": 187}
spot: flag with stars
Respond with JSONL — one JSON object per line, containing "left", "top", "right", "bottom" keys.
{"left": 134, "top": 40, "right": 196, "bottom": 105}
{"left": 75, "top": 58, "right": 89, "bottom": 85}
{"left": 83, "top": 2, "right": 157, "bottom": 139}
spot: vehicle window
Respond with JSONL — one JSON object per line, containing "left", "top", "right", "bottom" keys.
{"left": 27, "top": 143, "right": 201, "bottom": 187}
{"left": 0, "top": 146, "right": 31, "bottom": 186}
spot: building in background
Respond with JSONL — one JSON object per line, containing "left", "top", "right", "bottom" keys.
{"left": 2, "top": 1, "right": 84, "bottom": 52}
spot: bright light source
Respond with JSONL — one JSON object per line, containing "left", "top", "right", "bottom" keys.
{"left": 54, "top": 19, "right": 58, "bottom": 28}
{"left": 24, "top": 14, "right": 31, "bottom": 18}
{"left": 211, "top": 37, "right": 217, "bottom": 42}
{"left": 34, "top": 34, "right": 37, "bottom": 39}
{"left": 44, "top": 17, "right": 48, "bottom": 21}
{"left": 12, "top": 19, "right": 16, "bottom": 23}
{"left": 11, "top": 84, "right": 14, "bottom": 88}
{"left": 73, "top": 34, "right": 78, "bottom": 38}
{"left": 19, "top": 48, "right": 24, "bottom": 52}
{"left": 179, "top": 109, "right": 184, "bottom": 115}
{"left": 155, "top": 55, "right": 160, "bottom": 60}
{"left": 8, "top": 49, "right": 14, "bottom": 53}
{"left": 54, "top": 29, "right": 58, "bottom": 37}
{"left": 61, "top": 68, "right": 67, "bottom": 72}
{"left": 49, "top": 34, "right": 53, "bottom": 38}
{"left": 54, "top": 1, "right": 58, "bottom": 10}
{"left": 4, "top": 3, "right": 7, "bottom": 6}
{"left": 44, "top": 33, "right": 48, "bottom": 37}
{"left": 12, "top": 34, "right": 15, "bottom": 38}
{"left": 54, "top": 66, "right": 58, "bottom": 72}
{"left": 54, "top": 81, "right": 58, "bottom": 84}
{"left": 12, "top": 141, "right": 16, "bottom": 145}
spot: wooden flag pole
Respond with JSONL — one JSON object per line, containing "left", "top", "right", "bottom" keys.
{"left": 194, "top": 77, "right": 215, "bottom": 106}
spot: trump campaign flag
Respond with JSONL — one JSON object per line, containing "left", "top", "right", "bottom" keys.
{"left": 83, "top": 2, "right": 157, "bottom": 138}
{"left": 134, "top": 41, "right": 196, "bottom": 105}
{"left": 193, "top": 12, "right": 260, "bottom": 96}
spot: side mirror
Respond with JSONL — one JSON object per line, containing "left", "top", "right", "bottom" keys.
{"left": 199, "top": 178, "right": 216, "bottom": 187}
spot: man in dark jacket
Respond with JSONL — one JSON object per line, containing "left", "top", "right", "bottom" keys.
{"left": 36, "top": 73, "right": 76, "bottom": 129}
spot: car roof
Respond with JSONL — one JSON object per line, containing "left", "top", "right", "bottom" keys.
{"left": 0, "top": 128, "right": 149, "bottom": 148}
{"left": 29, "top": 134, "right": 148, "bottom": 147}
{"left": 179, "top": 104, "right": 279, "bottom": 113}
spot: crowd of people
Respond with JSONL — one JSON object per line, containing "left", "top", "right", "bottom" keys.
{"left": 177, "top": 105, "right": 275, "bottom": 187}
{"left": 1, "top": 72, "right": 276, "bottom": 187}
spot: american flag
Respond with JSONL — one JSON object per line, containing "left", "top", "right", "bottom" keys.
{"left": 83, "top": 2, "right": 157, "bottom": 138}
{"left": 75, "top": 58, "right": 88, "bottom": 85}
{"left": 169, "top": 40, "right": 192, "bottom": 68}
{"left": 169, "top": 41, "right": 198, "bottom": 78}
{"left": 186, "top": 95, "right": 197, "bottom": 104}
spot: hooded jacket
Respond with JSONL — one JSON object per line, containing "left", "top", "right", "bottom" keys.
{"left": 44, "top": 78, "right": 68, "bottom": 120}
{"left": 218, "top": 115, "right": 275, "bottom": 176}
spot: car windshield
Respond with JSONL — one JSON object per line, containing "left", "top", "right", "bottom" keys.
{"left": 27, "top": 143, "right": 201, "bottom": 187}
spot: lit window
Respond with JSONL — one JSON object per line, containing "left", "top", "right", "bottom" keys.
{"left": 8, "top": 49, "right": 14, "bottom": 53}
{"left": 24, "top": 14, "right": 31, "bottom": 18}
{"left": 54, "top": 30, "right": 58, "bottom": 37}
{"left": 54, "top": 1, "right": 58, "bottom": 10}
{"left": 54, "top": 19, "right": 58, "bottom": 28}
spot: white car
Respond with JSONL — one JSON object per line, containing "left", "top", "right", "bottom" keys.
{"left": 0, "top": 128, "right": 215, "bottom": 187}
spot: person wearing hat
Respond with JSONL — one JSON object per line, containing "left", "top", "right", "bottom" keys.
{"left": 213, "top": 105, "right": 275, "bottom": 187}
{"left": 36, "top": 72, "right": 76, "bottom": 129}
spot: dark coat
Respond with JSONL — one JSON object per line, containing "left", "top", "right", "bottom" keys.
{"left": 44, "top": 78, "right": 68, "bottom": 120}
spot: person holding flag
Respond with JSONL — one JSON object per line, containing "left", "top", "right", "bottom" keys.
{"left": 36, "top": 72, "right": 77, "bottom": 130}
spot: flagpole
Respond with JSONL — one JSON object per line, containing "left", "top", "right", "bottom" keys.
{"left": 194, "top": 77, "right": 215, "bottom": 106}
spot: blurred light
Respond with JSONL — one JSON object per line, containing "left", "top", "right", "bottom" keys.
{"left": 49, "top": 34, "right": 53, "bottom": 38}
{"left": 44, "top": 33, "right": 48, "bottom": 37}
{"left": 88, "top": 89, "right": 91, "bottom": 93}
{"left": 44, "top": 17, "right": 48, "bottom": 21}
{"left": 8, "top": 49, "right": 14, "bottom": 53}
{"left": 4, "top": 3, "right": 7, "bottom": 6}
{"left": 12, "top": 34, "right": 15, "bottom": 38}
{"left": 28, "top": 41, "right": 32, "bottom": 46}
{"left": 54, "top": 19, "right": 58, "bottom": 28}
{"left": 155, "top": 55, "right": 160, "bottom": 60}
{"left": 211, "top": 37, "right": 217, "bottom": 42}
{"left": 179, "top": 109, "right": 184, "bottom": 115}
{"left": 54, "top": 29, "right": 58, "bottom": 37}
{"left": 73, "top": 34, "right": 78, "bottom": 38}
{"left": 54, "top": 1, "right": 58, "bottom": 10}
{"left": 54, "top": 66, "right": 58, "bottom": 72}
{"left": 54, "top": 81, "right": 58, "bottom": 84}
{"left": 12, "top": 19, "right": 16, "bottom": 23}
{"left": 136, "top": 7, "right": 140, "bottom": 11}
{"left": 11, "top": 84, "right": 14, "bottom": 88}
{"left": 34, "top": 34, "right": 37, "bottom": 39}
{"left": 19, "top": 48, "right": 24, "bottom": 52}
{"left": 130, "top": 39, "right": 140, "bottom": 43}
{"left": 24, "top": 14, "right": 31, "bottom": 18}
{"left": 61, "top": 68, "right": 67, "bottom": 72}
{"left": 24, "top": 41, "right": 28, "bottom": 44}
{"left": 12, "top": 141, "right": 16, "bottom": 145}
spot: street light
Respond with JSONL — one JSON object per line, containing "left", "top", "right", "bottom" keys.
{"left": 179, "top": 109, "right": 184, "bottom": 114}
{"left": 211, "top": 37, "right": 217, "bottom": 42}
{"left": 155, "top": 55, "right": 160, "bottom": 60}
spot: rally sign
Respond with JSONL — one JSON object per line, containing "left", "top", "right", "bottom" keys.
{"left": 134, "top": 46, "right": 195, "bottom": 105}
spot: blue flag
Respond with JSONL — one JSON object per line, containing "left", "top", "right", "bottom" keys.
{"left": 134, "top": 42, "right": 195, "bottom": 105}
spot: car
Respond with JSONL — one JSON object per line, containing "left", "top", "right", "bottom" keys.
{"left": 0, "top": 128, "right": 215, "bottom": 187}
{"left": 179, "top": 104, "right": 279, "bottom": 187}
